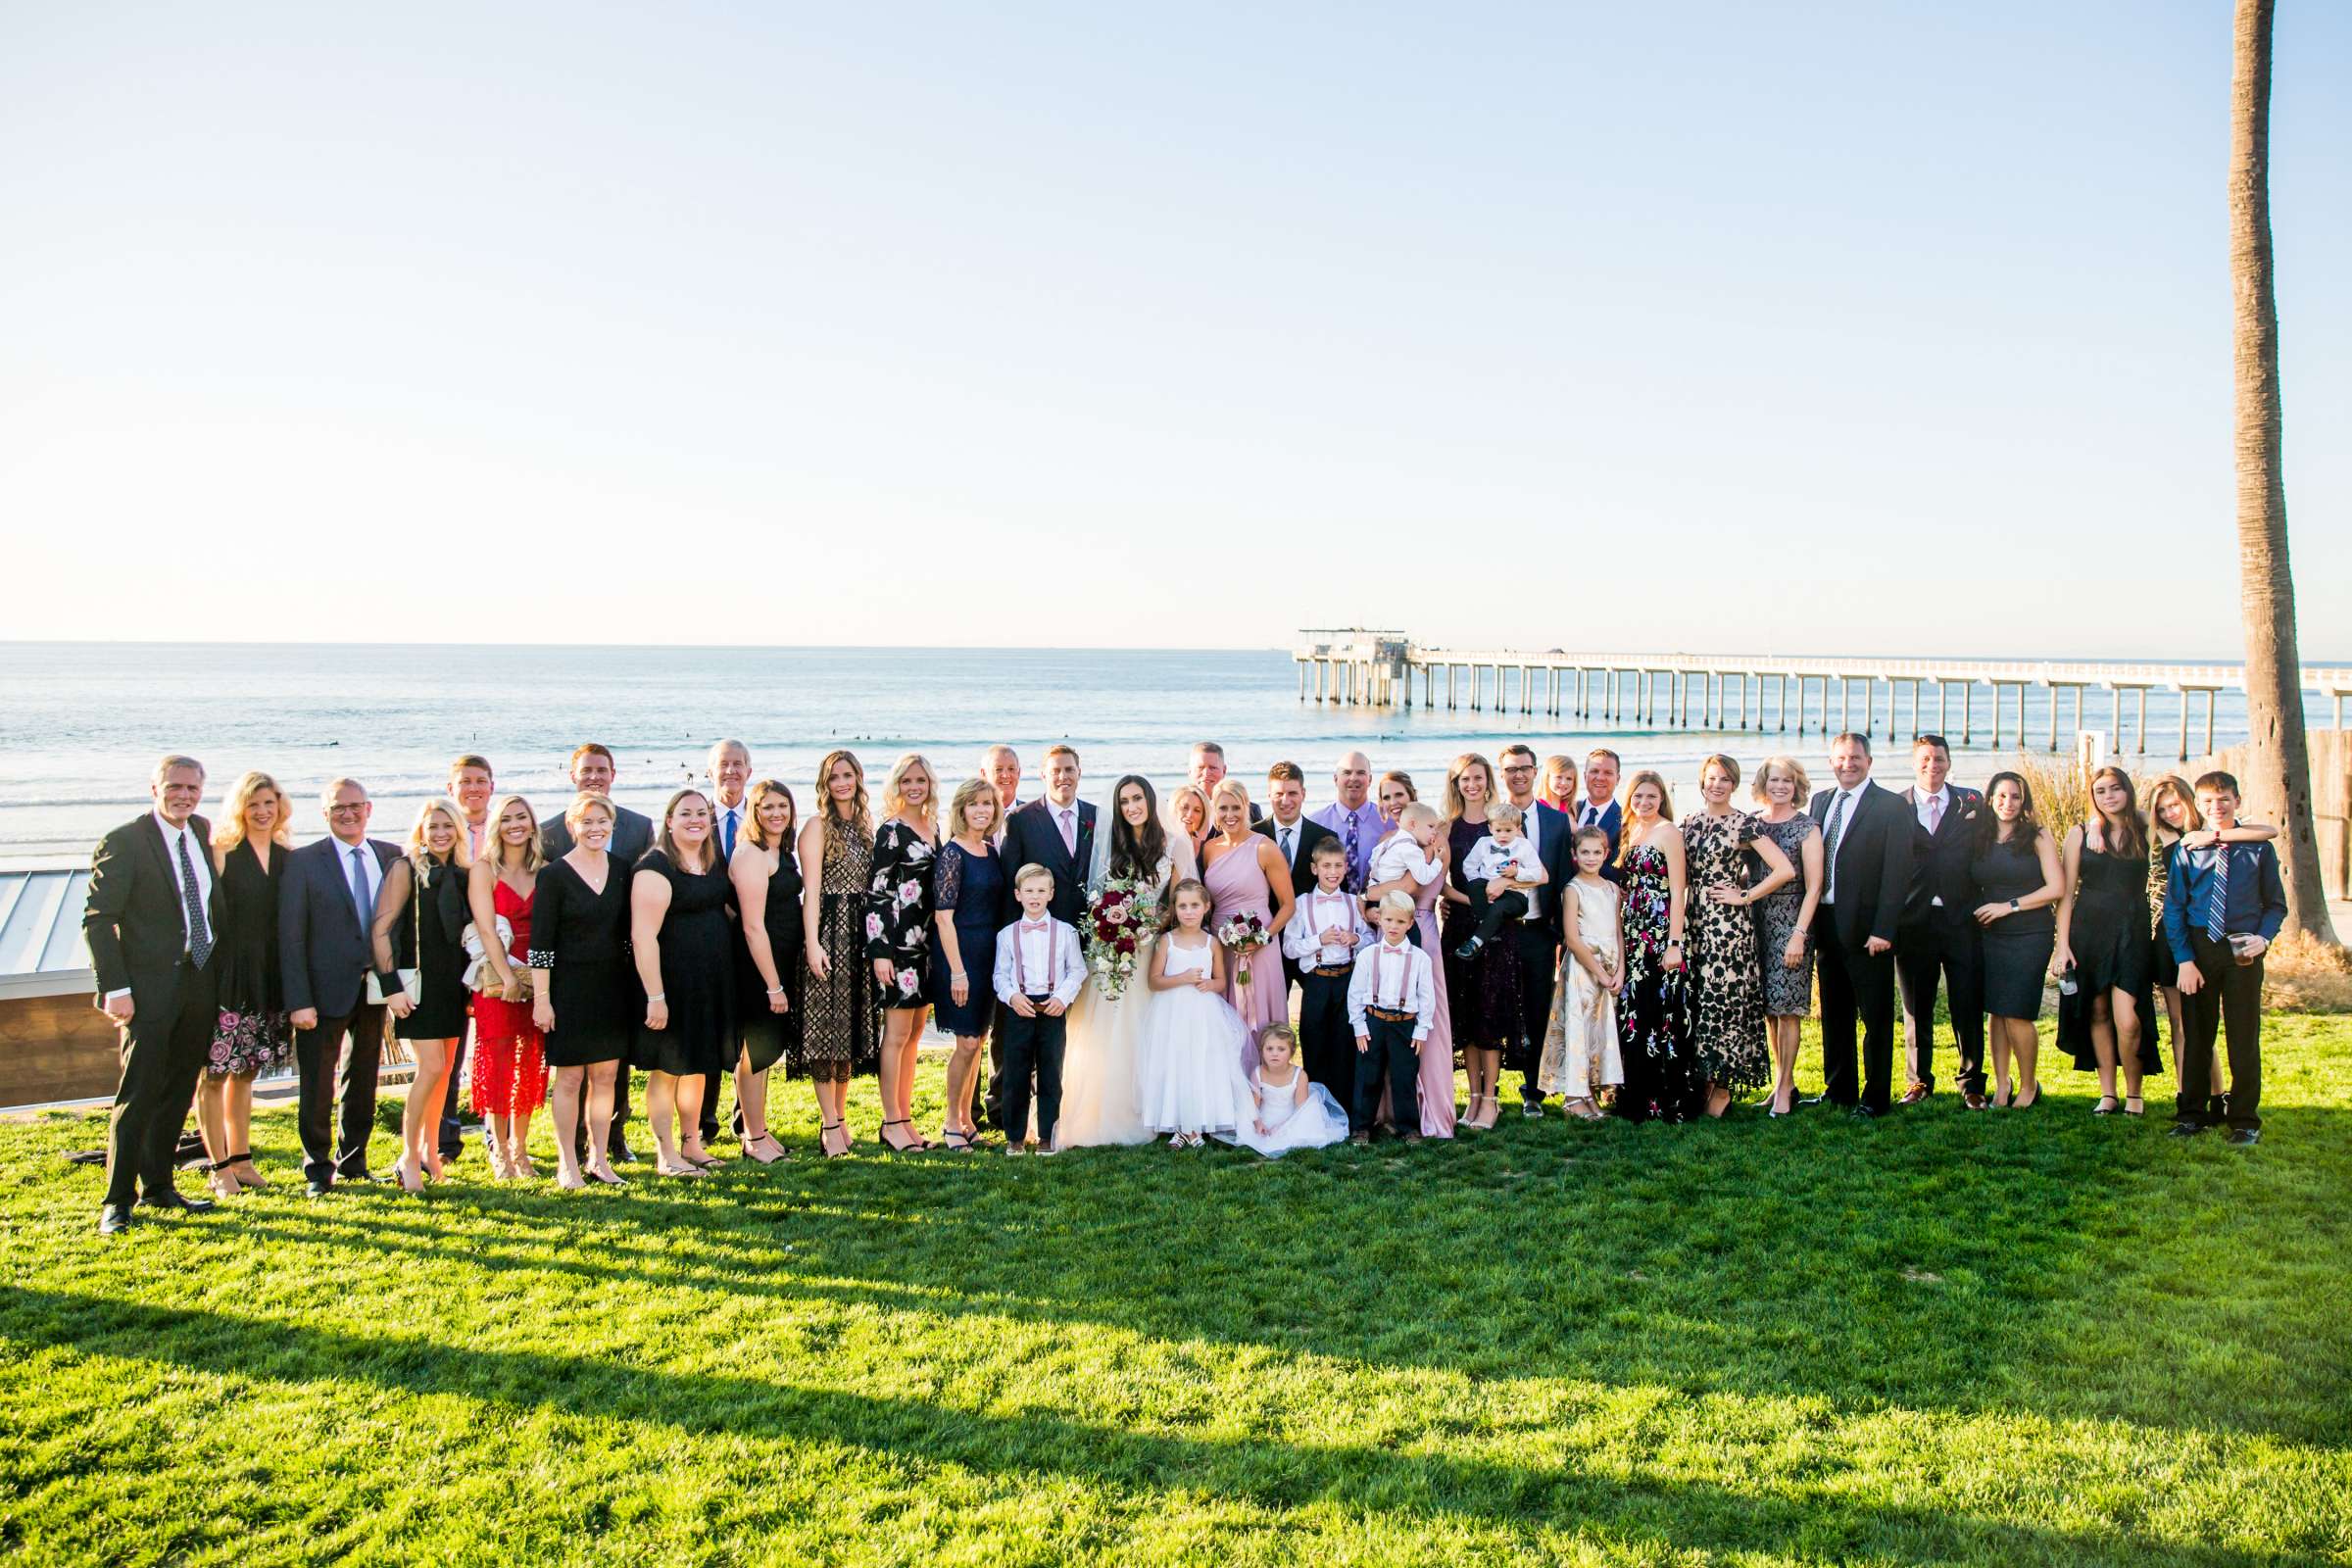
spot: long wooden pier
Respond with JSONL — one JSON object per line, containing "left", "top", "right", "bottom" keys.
{"left": 1293, "top": 628, "right": 2352, "bottom": 760}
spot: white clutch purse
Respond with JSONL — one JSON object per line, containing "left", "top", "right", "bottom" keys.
{"left": 366, "top": 967, "right": 421, "bottom": 1006}
{"left": 461, "top": 915, "right": 515, "bottom": 992}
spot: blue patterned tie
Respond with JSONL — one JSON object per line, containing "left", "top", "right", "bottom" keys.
{"left": 349, "top": 846, "right": 373, "bottom": 931}
{"left": 174, "top": 831, "right": 213, "bottom": 968}
{"left": 2206, "top": 845, "right": 2229, "bottom": 942}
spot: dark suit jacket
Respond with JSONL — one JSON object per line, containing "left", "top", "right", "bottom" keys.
{"left": 1808, "top": 782, "right": 1914, "bottom": 949}
{"left": 280, "top": 835, "right": 403, "bottom": 1017}
{"left": 82, "top": 812, "right": 222, "bottom": 1017}
{"left": 1899, "top": 785, "right": 1984, "bottom": 923}
{"left": 1515, "top": 799, "right": 1572, "bottom": 936}
{"left": 1253, "top": 815, "right": 1338, "bottom": 898}
{"left": 540, "top": 803, "right": 655, "bottom": 865}
{"left": 998, "top": 797, "right": 1097, "bottom": 927}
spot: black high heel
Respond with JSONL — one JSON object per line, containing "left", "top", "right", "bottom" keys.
{"left": 877, "top": 1118, "right": 928, "bottom": 1153}
{"left": 819, "top": 1120, "right": 849, "bottom": 1158}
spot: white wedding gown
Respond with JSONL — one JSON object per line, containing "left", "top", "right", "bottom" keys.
{"left": 1054, "top": 846, "right": 1187, "bottom": 1150}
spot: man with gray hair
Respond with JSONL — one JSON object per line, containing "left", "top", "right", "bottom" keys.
{"left": 82, "top": 754, "right": 221, "bottom": 1233}
{"left": 279, "top": 777, "right": 403, "bottom": 1196}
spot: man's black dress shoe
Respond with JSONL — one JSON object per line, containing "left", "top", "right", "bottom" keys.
{"left": 137, "top": 1191, "right": 216, "bottom": 1214}
{"left": 306, "top": 1180, "right": 334, "bottom": 1200}
{"left": 2226, "top": 1127, "right": 2260, "bottom": 1148}
{"left": 98, "top": 1203, "right": 136, "bottom": 1236}
{"left": 1849, "top": 1104, "right": 1879, "bottom": 1120}
{"left": 2168, "top": 1122, "right": 2206, "bottom": 1139}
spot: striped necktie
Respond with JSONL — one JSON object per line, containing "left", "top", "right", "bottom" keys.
{"left": 2206, "top": 845, "right": 2230, "bottom": 941}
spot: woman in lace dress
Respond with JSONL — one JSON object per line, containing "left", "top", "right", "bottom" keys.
{"left": 1747, "top": 757, "right": 1823, "bottom": 1116}
{"left": 797, "top": 750, "right": 884, "bottom": 1158}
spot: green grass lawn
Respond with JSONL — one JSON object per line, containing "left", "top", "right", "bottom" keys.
{"left": 4, "top": 1018, "right": 2349, "bottom": 1566}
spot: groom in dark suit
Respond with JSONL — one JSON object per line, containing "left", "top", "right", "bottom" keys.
{"left": 1254, "top": 761, "right": 1337, "bottom": 1001}
{"left": 81, "top": 754, "right": 223, "bottom": 1233}
{"left": 1895, "top": 735, "right": 1987, "bottom": 1107}
{"left": 990, "top": 745, "right": 1096, "bottom": 1123}
{"left": 280, "top": 778, "right": 403, "bottom": 1197}
{"left": 1807, "top": 733, "right": 1915, "bottom": 1117}
{"left": 1496, "top": 744, "right": 1573, "bottom": 1114}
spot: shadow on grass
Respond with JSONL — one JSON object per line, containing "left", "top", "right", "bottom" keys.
{"left": 0, "top": 1283, "right": 2304, "bottom": 1568}
{"left": 115, "top": 1087, "right": 2352, "bottom": 1451}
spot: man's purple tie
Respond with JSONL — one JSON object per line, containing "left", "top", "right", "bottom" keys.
{"left": 349, "top": 846, "right": 373, "bottom": 932}
{"left": 1058, "top": 808, "right": 1076, "bottom": 858}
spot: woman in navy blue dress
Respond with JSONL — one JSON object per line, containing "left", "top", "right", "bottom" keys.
{"left": 929, "top": 777, "right": 1005, "bottom": 1151}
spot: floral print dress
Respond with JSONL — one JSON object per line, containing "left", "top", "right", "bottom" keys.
{"left": 1682, "top": 808, "right": 1769, "bottom": 1094}
{"left": 1616, "top": 840, "right": 1702, "bottom": 1124}
{"left": 864, "top": 817, "right": 938, "bottom": 1009}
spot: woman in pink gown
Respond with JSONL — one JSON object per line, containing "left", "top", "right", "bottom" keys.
{"left": 1367, "top": 771, "right": 1456, "bottom": 1139}
{"left": 1199, "top": 779, "right": 1296, "bottom": 1072}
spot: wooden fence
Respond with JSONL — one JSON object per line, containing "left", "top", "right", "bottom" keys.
{"left": 2196, "top": 728, "right": 2350, "bottom": 901}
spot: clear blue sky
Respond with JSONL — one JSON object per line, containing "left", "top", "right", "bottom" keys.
{"left": 3, "top": 2, "right": 2345, "bottom": 658}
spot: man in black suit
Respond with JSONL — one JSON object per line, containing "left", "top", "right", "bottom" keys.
{"left": 1189, "top": 742, "right": 1263, "bottom": 826}
{"left": 82, "top": 754, "right": 223, "bottom": 1233}
{"left": 1807, "top": 733, "right": 1915, "bottom": 1117}
{"left": 991, "top": 746, "right": 1096, "bottom": 1125}
{"left": 1895, "top": 735, "right": 1988, "bottom": 1108}
{"left": 1253, "top": 760, "right": 1338, "bottom": 1002}
{"left": 540, "top": 742, "right": 655, "bottom": 1159}
{"left": 280, "top": 777, "right": 402, "bottom": 1197}
{"left": 1496, "top": 744, "right": 1573, "bottom": 1115}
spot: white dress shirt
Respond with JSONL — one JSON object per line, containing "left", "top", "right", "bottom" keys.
{"left": 1912, "top": 785, "right": 1949, "bottom": 905}
{"left": 336, "top": 836, "right": 378, "bottom": 925}
{"left": 1368, "top": 835, "right": 1443, "bottom": 890}
{"left": 1283, "top": 887, "right": 1368, "bottom": 965}
{"left": 1347, "top": 938, "right": 1436, "bottom": 1039}
{"left": 1464, "top": 835, "right": 1544, "bottom": 913}
{"left": 992, "top": 913, "right": 1086, "bottom": 1005}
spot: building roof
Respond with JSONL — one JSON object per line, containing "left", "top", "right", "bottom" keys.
{"left": 0, "top": 865, "right": 95, "bottom": 1000}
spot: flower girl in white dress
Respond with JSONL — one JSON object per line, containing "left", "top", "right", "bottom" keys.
{"left": 1539, "top": 826, "right": 1626, "bottom": 1121}
{"left": 1057, "top": 776, "right": 1197, "bottom": 1150}
{"left": 1138, "top": 878, "right": 1251, "bottom": 1148}
{"left": 1220, "top": 1025, "right": 1348, "bottom": 1156}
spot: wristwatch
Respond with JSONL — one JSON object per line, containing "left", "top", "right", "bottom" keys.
{"left": 2007, "top": 899, "right": 2019, "bottom": 912}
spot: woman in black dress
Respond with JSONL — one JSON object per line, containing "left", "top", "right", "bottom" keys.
{"left": 528, "top": 793, "right": 639, "bottom": 1189}
{"left": 929, "top": 777, "right": 1005, "bottom": 1151}
{"left": 371, "top": 798, "right": 473, "bottom": 1191}
{"left": 1614, "top": 770, "right": 1702, "bottom": 1124}
{"left": 1968, "top": 770, "right": 2066, "bottom": 1108}
{"left": 199, "top": 771, "right": 293, "bottom": 1199}
{"left": 1440, "top": 753, "right": 1517, "bottom": 1130}
{"left": 2053, "top": 766, "right": 2161, "bottom": 1115}
{"left": 865, "top": 753, "right": 939, "bottom": 1152}
{"left": 630, "top": 788, "right": 739, "bottom": 1177}
{"left": 729, "top": 779, "right": 803, "bottom": 1165}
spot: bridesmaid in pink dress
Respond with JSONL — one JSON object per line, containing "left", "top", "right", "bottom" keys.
{"left": 1199, "top": 779, "right": 1296, "bottom": 1071}
{"left": 1367, "top": 771, "right": 1456, "bottom": 1139}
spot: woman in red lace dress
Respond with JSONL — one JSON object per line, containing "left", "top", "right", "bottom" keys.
{"left": 466, "top": 795, "right": 548, "bottom": 1178}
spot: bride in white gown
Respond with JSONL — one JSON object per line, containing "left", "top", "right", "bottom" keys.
{"left": 1055, "top": 775, "right": 1197, "bottom": 1150}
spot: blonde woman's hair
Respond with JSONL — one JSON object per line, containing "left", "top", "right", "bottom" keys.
{"left": 946, "top": 776, "right": 998, "bottom": 839}
{"left": 564, "top": 791, "right": 617, "bottom": 833}
{"left": 212, "top": 770, "right": 292, "bottom": 851}
{"left": 1168, "top": 783, "right": 1211, "bottom": 834}
{"left": 814, "top": 749, "right": 871, "bottom": 853}
{"left": 405, "top": 798, "right": 473, "bottom": 884}
{"left": 744, "top": 779, "right": 798, "bottom": 851}
{"left": 1617, "top": 769, "right": 1675, "bottom": 864}
{"left": 485, "top": 793, "right": 546, "bottom": 873}
{"left": 1444, "top": 753, "right": 1494, "bottom": 822}
{"left": 1209, "top": 777, "right": 1251, "bottom": 818}
{"left": 2146, "top": 773, "right": 2203, "bottom": 838}
{"left": 880, "top": 753, "right": 936, "bottom": 823}
{"left": 1751, "top": 755, "right": 1811, "bottom": 805}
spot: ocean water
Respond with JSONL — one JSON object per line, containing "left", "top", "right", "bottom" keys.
{"left": 0, "top": 642, "right": 2273, "bottom": 862}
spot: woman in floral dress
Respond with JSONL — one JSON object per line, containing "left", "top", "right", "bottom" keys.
{"left": 865, "top": 753, "right": 939, "bottom": 1152}
{"left": 1682, "top": 754, "right": 1794, "bottom": 1116}
{"left": 1614, "top": 770, "right": 1703, "bottom": 1124}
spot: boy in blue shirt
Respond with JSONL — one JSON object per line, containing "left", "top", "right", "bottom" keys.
{"left": 2162, "top": 772, "right": 2286, "bottom": 1147}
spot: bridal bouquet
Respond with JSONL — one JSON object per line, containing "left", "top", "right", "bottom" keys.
{"left": 1215, "top": 910, "right": 1270, "bottom": 988}
{"left": 1085, "top": 877, "right": 1154, "bottom": 1003}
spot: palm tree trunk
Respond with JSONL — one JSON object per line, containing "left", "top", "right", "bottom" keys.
{"left": 2230, "top": 0, "right": 2338, "bottom": 943}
